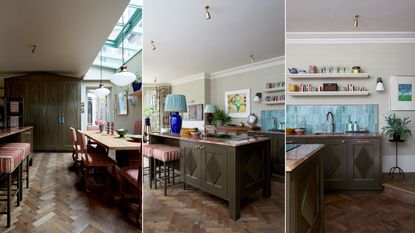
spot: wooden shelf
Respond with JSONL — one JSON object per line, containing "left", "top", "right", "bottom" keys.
{"left": 264, "top": 100, "right": 285, "bottom": 105}
{"left": 129, "top": 90, "right": 142, "bottom": 97}
{"left": 287, "top": 91, "right": 369, "bottom": 96}
{"left": 263, "top": 87, "right": 285, "bottom": 92}
{"left": 287, "top": 73, "right": 370, "bottom": 79}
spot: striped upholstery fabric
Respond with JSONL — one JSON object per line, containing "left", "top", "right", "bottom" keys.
{"left": 152, "top": 146, "right": 180, "bottom": 162}
{"left": 1, "top": 143, "right": 31, "bottom": 158}
{"left": 121, "top": 168, "right": 139, "bottom": 186}
{"left": 0, "top": 149, "right": 24, "bottom": 173}
{"left": 142, "top": 143, "right": 171, "bottom": 158}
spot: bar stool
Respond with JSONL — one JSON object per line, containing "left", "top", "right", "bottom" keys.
{"left": 152, "top": 146, "right": 180, "bottom": 196}
{"left": 142, "top": 144, "right": 171, "bottom": 188}
{"left": 1, "top": 143, "right": 31, "bottom": 189}
{"left": 0, "top": 148, "right": 25, "bottom": 227}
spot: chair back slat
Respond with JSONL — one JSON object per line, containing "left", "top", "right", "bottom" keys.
{"left": 134, "top": 120, "right": 142, "bottom": 135}
{"left": 69, "top": 127, "right": 77, "bottom": 147}
{"left": 76, "top": 130, "right": 88, "bottom": 153}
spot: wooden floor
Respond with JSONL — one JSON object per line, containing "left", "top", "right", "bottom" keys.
{"left": 0, "top": 152, "right": 139, "bottom": 233}
{"left": 143, "top": 175, "right": 284, "bottom": 233}
{"left": 325, "top": 192, "right": 415, "bottom": 232}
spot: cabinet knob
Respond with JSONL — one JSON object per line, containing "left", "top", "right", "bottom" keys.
{"left": 200, "top": 145, "right": 205, "bottom": 149}
{"left": 342, "top": 140, "right": 345, "bottom": 144}
{"left": 195, "top": 145, "right": 200, "bottom": 149}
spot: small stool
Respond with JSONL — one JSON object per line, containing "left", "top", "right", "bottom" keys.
{"left": 152, "top": 146, "right": 180, "bottom": 196}
{"left": 142, "top": 144, "right": 171, "bottom": 188}
{"left": 1, "top": 143, "right": 31, "bottom": 188}
{"left": 0, "top": 148, "right": 24, "bottom": 227}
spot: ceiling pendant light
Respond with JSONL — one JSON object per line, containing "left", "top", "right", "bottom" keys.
{"left": 151, "top": 40, "right": 156, "bottom": 50}
{"left": 95, "top": 49, "right": 111, "bottom": 97}
{"left": 250, "top": 54, "right": 255, "bottom": 63}
{"left": 205, "top": 6, "right": 211, "bottom": 20}
{"left": 110, "top": 14, "right": 136, "bottom": 86}
{"left": 353, "top": 15, "right": 359, "bottom": 28}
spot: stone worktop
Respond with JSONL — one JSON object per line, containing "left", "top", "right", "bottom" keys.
{"left": 286, "top": 144, "right": 325, "bottom": 172}
{"left": 0, "top": 126, "right": 33, "bottom": 139}
{"left": 150, "top": 132, "right": 270, "bottom": 147}
{"left": 286, "top": 132, "right": 381, "bottom": 138}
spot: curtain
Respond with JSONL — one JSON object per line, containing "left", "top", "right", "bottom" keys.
{"left": 155, "top": 86, "right": 171, "bottom": 131}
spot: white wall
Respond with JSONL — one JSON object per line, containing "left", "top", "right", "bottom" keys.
{"left": 286, "top": 43, "right": 415, "bottom": 172}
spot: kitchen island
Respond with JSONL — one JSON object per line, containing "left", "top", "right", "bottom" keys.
{"left": 149, "top": 133, "right": 271, "bottom": 220}
{"left": 286, "top": 144, "right": 324, "bottom": 233}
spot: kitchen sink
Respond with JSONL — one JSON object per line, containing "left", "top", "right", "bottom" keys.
{"left": 313, "top": 132, "right": 347, "bottom": 136}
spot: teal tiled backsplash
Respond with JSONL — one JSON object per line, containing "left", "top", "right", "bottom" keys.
{"left": 286, "top": 105, "right": 378, "bottom": 133}
{"left": 261, "top": 110, "right": 285, "bottom": 130}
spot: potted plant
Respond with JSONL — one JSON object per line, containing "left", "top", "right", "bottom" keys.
{"left": 382, "top": 113, "right": 412, "bottom": 141}
{"left": 95, "top": 120, "right": 106, "bottom": 132}
{"left": 212, "top": 110, "right": 231, "bottom": 126}
{"left": 132, "top": 74, "right": 142, "bottom": 92}
{"left": 143, "top": 107, "right": 155, "bottom": 125}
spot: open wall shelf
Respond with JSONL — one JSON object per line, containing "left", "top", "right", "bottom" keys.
{"left": 287, "top": 73, "right": 370, "bottom": 79}
{"left": 287, "top": 91, "right": 369, "bottom": 97}
{"left": 264, "top": 100, "right": 285, "bottom": 105}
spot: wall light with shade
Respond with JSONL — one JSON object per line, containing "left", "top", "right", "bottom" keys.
{"left": 164, "top": 94, "right": 187, "bottom": 134}
{"left": 204, "top": 105, "right": 216, "bottom": 125}
{"left": 95, "top": 49, "right": 111, "bottom": 97}
{"left": 376, "top": 77, "right": 384, "bottom": 91}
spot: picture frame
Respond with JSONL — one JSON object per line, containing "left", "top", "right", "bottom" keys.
{"left": 116, "top": 90, "right": 128, "bottom": 115}
{"left": 187, "top": 104, "right": 203, "bottom": 120}
{"left": 390, "top": 76, "right": 415, "bottom": 111}
{"left": 224, "top": 88, "right": 250, "bottom": 118}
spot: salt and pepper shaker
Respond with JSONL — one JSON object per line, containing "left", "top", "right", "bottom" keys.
{"left": 106, "top": 122, "right": 110, "bottom": 134}
{"left": 110, "top": 122, "right": 114, "bottom": 135}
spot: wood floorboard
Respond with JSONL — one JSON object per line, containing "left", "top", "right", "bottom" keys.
{"left": 143, "top": 176, "right": 284, "bottom": 233}
{"left": 0, "top": 152, "right": 139, "bottom": 233}
{"left": 324, "top": 192, "right": 415, "bottom": 232}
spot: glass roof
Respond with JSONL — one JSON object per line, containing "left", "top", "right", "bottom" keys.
{"left": 92, "top": 0, "right": 142, "bottom": 70}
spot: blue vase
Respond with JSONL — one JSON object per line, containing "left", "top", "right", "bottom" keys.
{"left": 132, "top": 82, "right": 142, "bottom": 92}
{"left": 170, "top": 112, "right": 182, "bottom": 134}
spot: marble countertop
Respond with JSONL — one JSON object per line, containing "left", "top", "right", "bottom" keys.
{"left": 286, "top": 132, "right": 381, "bottom": 138}
{"left": 150, "top": 132, "right": 270, "bottom": 147}
{"left": 286, "top": 144, "right": 325, "bottom": 172}
{"left": 0, "top": 126, "right": 33, "bottom": 139}
{"left": 247, "top": 130, "right": 285, "bottom": 135}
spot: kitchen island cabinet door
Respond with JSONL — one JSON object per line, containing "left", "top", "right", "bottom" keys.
{"left": 286, "top": 149, "right": 323, "bottom": 233}
{"left": 347, "top": 139, "right": 382, "bottom": 190}
{"left": 200, "top": 143, "right": 229, "bottom": 200}
{"left": 286, "top": 137, "right": 307, "bottom": 145}
{"left": 308, "top": 138, "right": 347, "bottom": 190}
{"left": 181, "top": 141, "right": 203, "bottom": 188}
{"left": 275, "top": 134, "right": 285, "bottom": 175}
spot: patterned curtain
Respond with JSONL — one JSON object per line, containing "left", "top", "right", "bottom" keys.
{"left": 155, "top": 86, "right": 171, "bottom": 131}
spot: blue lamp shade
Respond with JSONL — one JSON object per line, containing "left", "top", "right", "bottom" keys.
{"left": 164, "top": 94, "right": 187, "bottom": 134}
{"left": 204, "top": 105, "right": 216, "bottom": 113}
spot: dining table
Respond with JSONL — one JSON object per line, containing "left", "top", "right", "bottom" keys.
{"left": 83, "top": 131, "right": 142, "bottom": 167}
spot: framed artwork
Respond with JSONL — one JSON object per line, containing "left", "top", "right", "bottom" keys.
{"left": 224, "top": 89, "right": 250, "bottom": 118}
{"left": 187, "top": 104, "right": 203, "bottom": 120}
{"left": 116, "top": 90, "right": 128, "bottom": 115}
{"left": 391, "top": 76, "right": 415, "bottom": 110}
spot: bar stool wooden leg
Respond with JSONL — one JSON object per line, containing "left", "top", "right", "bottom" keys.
{"left": 164, "top": 161, "right": 167, "bottom": 196}
{"left": 19, "top": 164, "right": 23, "bottom": 202}
{"left": 154, "top": 158, "right": 157, "bottom": 190}
{"left": 7, "top": 173, "right": 11, "bottom": 228}
{"left": 26, "top": 156, "right": 30, "bottom": 188}
{"left": 149, "top": 157, "right": 153, "bottom": 189}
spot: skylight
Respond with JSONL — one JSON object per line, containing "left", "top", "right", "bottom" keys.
{"left": 92, "top": 0, "right": 142, "bottom": 70}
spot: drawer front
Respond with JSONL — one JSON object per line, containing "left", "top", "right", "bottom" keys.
{"left": 181, "top": 141, "right": 203, "bottom": 188}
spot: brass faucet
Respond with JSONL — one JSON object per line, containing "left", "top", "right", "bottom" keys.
{"left": 326, "top": 112, "right": 335, "bottom": 133}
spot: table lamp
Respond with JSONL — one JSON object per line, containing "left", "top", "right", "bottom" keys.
{"left": 164, "top": 94, "right": 187, "bottom": 134}
{"left": 204, "top": 105, "right": 216, "bottom": 125}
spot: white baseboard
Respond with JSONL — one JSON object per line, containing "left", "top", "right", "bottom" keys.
{"left": 383, "top": 155, "right": 415, "bottom": 172}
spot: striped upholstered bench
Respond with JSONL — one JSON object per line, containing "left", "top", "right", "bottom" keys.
{"left": 152, "top": 146, "right": 180, "bottom": 195}
{"left": 1, "top": 143, "right": 31, "bottom": 188}
{"left": 0, "top": 145, "right": 27, "bottom": 228}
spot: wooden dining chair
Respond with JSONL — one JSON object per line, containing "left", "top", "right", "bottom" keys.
{"left": 77, "top": 130, "right": 116, "bottom": 190}
{"left": 120, "top": 139, "right": 142, "bottom": 228}
{"left": 69, "top": 127, "right": 82, "bottom": 163}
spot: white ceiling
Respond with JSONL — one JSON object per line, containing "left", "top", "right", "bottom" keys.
{"left": 143, "top": 0, "right": 285, "bottom": 83}
{"left": 0, "top": 0, "right": 129, "bottom": 77}
{"left": 287, "top": 0, "right": 415, "bottom": 32}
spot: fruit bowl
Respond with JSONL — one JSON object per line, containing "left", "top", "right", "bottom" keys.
{"left": 128, "top": 134, "right": 143, "bottom": 142}
{"left": 116, "top": 129, "right": 128, "bottom": 138}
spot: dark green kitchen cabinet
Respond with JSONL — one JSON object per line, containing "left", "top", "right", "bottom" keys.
{"left": 248, "top": 132, "right": 284, "bottom": 175}
{"left": 347, "top": 139, "right": 382, "bottom": 190}
{"left": 286, "top": 148, "right": 323, "bottom": 233}
{"left": 286, "top": 137, "right": 307, "bottom": 145}
{"left": 307, "top": 138, "right": 347, "bottom": 190}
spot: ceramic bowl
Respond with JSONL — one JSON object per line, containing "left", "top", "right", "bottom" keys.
{"left": 161, "top": 128, "right": 170, "bottom": 133}
{"left": 128, "top": 134, "right": 143, "bottom": 142}
{"left": 295, "top": 128, "right": 306, "bottom": 135}
{"left": 116, "top": 129, "right": 128, "bottom": 138}
{"left": 190, "top": 131, "right": 201, "bottom": 137}
{"left": 181, "top": 128, "right": 198, "bottom": 136}
{"left": 286, "top": 128, "right": 295, "bottom": 135}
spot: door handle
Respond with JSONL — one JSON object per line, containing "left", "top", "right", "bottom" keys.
{"left": 195, "top": 145, "right": 200, "bottom": 149}
{"left": 356, "top": 140, "right": 371, "bottom": 143}
{"left": 61, "top": 113, "right": 65, "bottom": 124}
{"left": 199, "top": 145, "right": 205, "bottom": 150}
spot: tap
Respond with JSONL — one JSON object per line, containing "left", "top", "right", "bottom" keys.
{"left": 271, "top": 117, "right": 276, "bottom": 129}
{"left": 326, "top": 111, "right": 335, "bottom": 133}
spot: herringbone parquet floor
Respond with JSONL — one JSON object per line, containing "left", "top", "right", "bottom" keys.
{"left": 325, "top": 192, "right": 415, "bottom": 232}
{"left": 0, "top": 152, "right": 139, "bottom": 233}
{"left": 143, "top": 176, "right": 285, "bottom": 233}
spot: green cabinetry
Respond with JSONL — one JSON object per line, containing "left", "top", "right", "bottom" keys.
{"left": 248, "top": 132, "right": 284, "bottom": 174}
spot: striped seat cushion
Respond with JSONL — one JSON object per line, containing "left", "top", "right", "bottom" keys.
{"left": 142, "top": 143, "right": 171, "bottom": 158}
{"left": 1, "top": 143, "right": 31, "bottom": 158}
{"left": 0, "top": 149, "right": 24, "bottom": 173}
{"left": 152, "top": 146, "right": 180, "bottom": 162}
{"left": 83, "top": 152, "right": 115, "bottom": 167}
{"left": 121, "top": 168, "right": 139, "bottom": 187}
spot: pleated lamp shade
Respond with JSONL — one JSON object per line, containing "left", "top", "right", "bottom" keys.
{"left": 204, "top": 105, "right": 216, "bottom": 113}
{"left": 164, "top": 94, "right": 187, "bottom": 112}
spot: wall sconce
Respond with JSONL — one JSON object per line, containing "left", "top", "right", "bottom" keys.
{"left": 205, "top": 6, "right": 211, "bottom": 20}
{"left": 376, "top": 77, "right": 384, "bottom": 91}
{"left": 151, "top": 41, "right": 156, "bottom": 50}
{"left": 254, "top": 92, "right": 262, "bottom": 102}
{"left": 32, "top": 45, "right": 37, "bottom": 54}
{"left": 353, "top": 15, "right": 359, "bottom": 28}
{"left": 250, "top": 55, "right": 255, "bottom": 63}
